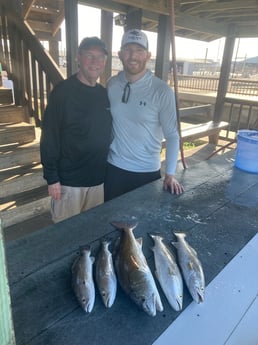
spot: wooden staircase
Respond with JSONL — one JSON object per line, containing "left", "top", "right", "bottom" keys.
{"left": 0, "top": 89, "right": 51, "bottom": 228}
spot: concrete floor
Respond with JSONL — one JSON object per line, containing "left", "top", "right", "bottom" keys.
{"left": 3, "top": 140, "right": 236, "bottom": 242}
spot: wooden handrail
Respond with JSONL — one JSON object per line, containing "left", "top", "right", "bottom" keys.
{"left": 0, "top": 0, "right": 64, "bottom": 126}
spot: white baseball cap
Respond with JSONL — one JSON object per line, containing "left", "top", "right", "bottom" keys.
{"left": 121, "top": 29, "right": 148, "bottom": 50}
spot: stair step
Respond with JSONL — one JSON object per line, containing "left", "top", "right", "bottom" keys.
{"left": 0, "top": 141, "right": 40, "bottom": 169}
{"left": 0, "top": 186, "right": 50, "bottom": 228}
{"left": 0, "top": 105, "right": 27, "bottom": 123}
{"left": 0, "top": 122, "right": 36, "bottom": 145}
{"left": 0, "top": 88, "right": 13, "bottom": 105}
{"left": 0, "top": 163, "right": 46, "bottom": 198}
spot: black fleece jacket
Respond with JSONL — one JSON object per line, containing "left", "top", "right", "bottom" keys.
{"left": 40, "top": 74, "right": 112, "bottom": 187}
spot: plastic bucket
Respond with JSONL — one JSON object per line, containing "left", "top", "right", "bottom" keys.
{"left": 235, "top": 130, "right": 258, "bottom": 173}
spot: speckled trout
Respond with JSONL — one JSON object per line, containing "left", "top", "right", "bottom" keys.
{"left": 95, "top": 239, "right": 117, "bottom": 308}
{"left": 112, "top": 222, "right": 163, "bottom": 316}
{"left": 172, "top": 232, "right": 205, "bottom": 303}
{"left": 72, "top": 246, "right": 95, "bottom": 313}
{"left": 150, "top": 234, "right": 183, "bottom": 311}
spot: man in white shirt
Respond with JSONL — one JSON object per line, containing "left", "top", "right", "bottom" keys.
{"left": 105, "top": 29, "right": 184, "bottom": 201}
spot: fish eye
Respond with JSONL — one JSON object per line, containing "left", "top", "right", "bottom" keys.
{"left": 141, "top": 297, "right": 146, "bottom": 303}
{"left": 82, "top": 298, "right": 86, "bottom": 303}
{"left": 102, "top": 292, "right": 106, "bottom": 297}
{"left": 83, "top": 280, "right": 86, "bottom": 285}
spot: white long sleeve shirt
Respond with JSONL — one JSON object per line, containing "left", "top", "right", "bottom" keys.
{"left": 107, "top": 70, "right": 179, "bottom": 175}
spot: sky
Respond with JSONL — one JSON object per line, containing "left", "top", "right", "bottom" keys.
{"left": 60, "top": 4, "right": 258, "bottom": 63}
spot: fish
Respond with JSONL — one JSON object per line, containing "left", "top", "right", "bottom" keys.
{"left": 172, "top": 232, "right": 205, "bottom": 303}
{"left": 112, "top": 222, "right": 163, "bottom": 317}
{"left": 149, "top": 234, "right": 183, "bottom": 311}
{"left": 71, "top": 246, "right": 95, "bottom": 313}
{"left": 95, "top": 239, "right": 117, "bottom": 308}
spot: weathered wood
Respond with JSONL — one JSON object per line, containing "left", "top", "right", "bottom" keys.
{"left": 179, "top": 104, "right": 212, "bottom": 118}
{"left": 1, "top": 191, "right": 50, "bottom": 228}
{"left": 162, "top": 104, "right": 228, "bottom": 147}
{"left": 0, "top": 105, "right": 26, "bottom": 123}
{"left": 0, "top": 88, "right": 13, "bottom": 105}
{"left": 0, "top": 122, "right": 35, "bottom": 145}
{"left": 155, "top": 14, "right": 170, "bottom": 81}
{"left": 181, "top": 120, "right": 229, "bottom": 142}
{"left": 100, "top": 10, "right": 113, "bottom": 86}
{"left": 0, "top": 219, "right": 16, "bottom": 345}
{"left": 126, "top": 7, "right": 142, "bottom": 30}
{"left": 213, "top": 28, "right": 236, "bottom": 122}
{"left": 64, "top": 0, "right": 78, "bottom": 77}
{"left": 1, "top": 169, "right": 46, "bottom": 198}
{"left": 0, "top": 142, "right": 40, "bottom": 169}
{"left": 162, "top": 120, "right": 229, "bottom": 149}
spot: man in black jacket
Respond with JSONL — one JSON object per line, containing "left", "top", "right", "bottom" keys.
{"left": 40, "top": 37, "right": 112, "bottom": 223}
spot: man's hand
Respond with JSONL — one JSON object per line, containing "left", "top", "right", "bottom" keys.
{"left": 163, "top": 174, "right": 184, "bottom": 195}
{"left": 48, "top": 182, "right": 61, "bottom": 200}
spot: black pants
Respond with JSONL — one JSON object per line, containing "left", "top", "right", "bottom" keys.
{"left": 104, "top": 162, "right": 161, "bottom": 201}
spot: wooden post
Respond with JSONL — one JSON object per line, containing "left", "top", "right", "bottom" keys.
{"left": 125, "top": 7, "right": 142, "bottom": 30}
{"left": 213, "top": 26, "right": 236, "bottom": 123}
{"left": 49, "top": 31, "right": 60, "bottom": 66}
{"left": 100, "top": 10, "right": 113, "bottom": 86}
{"left": 0, "top": 219, "right": 16, "bottom": 345}
{"left": 64, "top": 0, "right": 78, "bottom": 77}
{"left": 155, "top": 14, "right": 170, "bottom": 81}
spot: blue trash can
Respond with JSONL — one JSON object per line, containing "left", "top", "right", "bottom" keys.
{"left": 235, "top": 130, "right": 258, "bottom": 173}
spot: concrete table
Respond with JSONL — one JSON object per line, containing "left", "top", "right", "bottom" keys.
{"left": 5, "top": 150, "right": 258, "bottom": 345}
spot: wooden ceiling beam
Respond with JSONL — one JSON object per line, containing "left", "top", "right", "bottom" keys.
{"left": 110, "top": 0, "right": 169, "bottom": 15}
{"left": 22, "top": 0, "right": 36, "bottom": 19}
{"left": 78, "top": 0, "right": 128, "bottom": 14}
{"left": 182, "top": 0, "right": 258, "bottom": 14}
{"left": 26, "top": 19, "right": 54, "bottom": 33}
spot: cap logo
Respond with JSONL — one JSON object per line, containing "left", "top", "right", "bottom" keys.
{"left": 128, "top": 30, "right": 143, "bottom": 41}
{"left": 121, "top": 29, "right": 148, "bottom": 49}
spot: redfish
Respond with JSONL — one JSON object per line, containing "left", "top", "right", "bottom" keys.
{"left": 95, "top": 239, "right": 117, "bottom": 308}
{"left": 150, "top": 234, "right": 183, "bottom": 311}
{"left": 72, "top": 246, "right": 95, "bottom": 313}
{"left": 112, "top": 222, "right": 163, "bottom": 317}
{"left": 172, "top": 232, "right": 205, "bottom": 303}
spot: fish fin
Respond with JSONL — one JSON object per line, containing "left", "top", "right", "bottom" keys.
{"left": 130, "top": 255, "right": 140, "bottom": 269}
{"left": 171, "top": 241, "right": 178, "bottom": 248}
{"left": 188, "top": 245, "right": 198, "bottom": 256}
{"left": 188, "top": 261, "right": 194, "bottom": 270}
{"left": 148, "top": 232, "right": 164, "bottom": 239}
{"left": 173, "top": 232, "right": 186, "bottom": 239}
{"left": 100, "top": 237, "right": 112, "bottom": 246}
{"left": 136, "top": 237, "right": 143, "bottom": 248}
{"left": 79, "top": 244, "right": 91, "bottom": 254}
{"left": 110, "top": 221, "right": 138, "bottom": 231}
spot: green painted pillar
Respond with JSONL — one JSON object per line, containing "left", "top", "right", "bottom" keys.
{"left": 0, "top": 219, "right": 16, "bottom": 345}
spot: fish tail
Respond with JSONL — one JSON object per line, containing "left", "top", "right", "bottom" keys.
{"left": 173, "top": 232, "right": 186, "bottom": 239}
{"left": 110, "top": 221, "right": 138, "bottom": 232}
{"left": 79, "top": 244, "right": 91, "bottom": 254}
{"left": 100, "top": 237, "right": 111, "bottom": 247}
{"left": 148, "top": 232, "right": 163, "bottom": 240}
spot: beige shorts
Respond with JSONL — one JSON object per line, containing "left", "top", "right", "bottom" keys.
{"left": 51, "top": 184, "right": 104, "bottom": 223}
